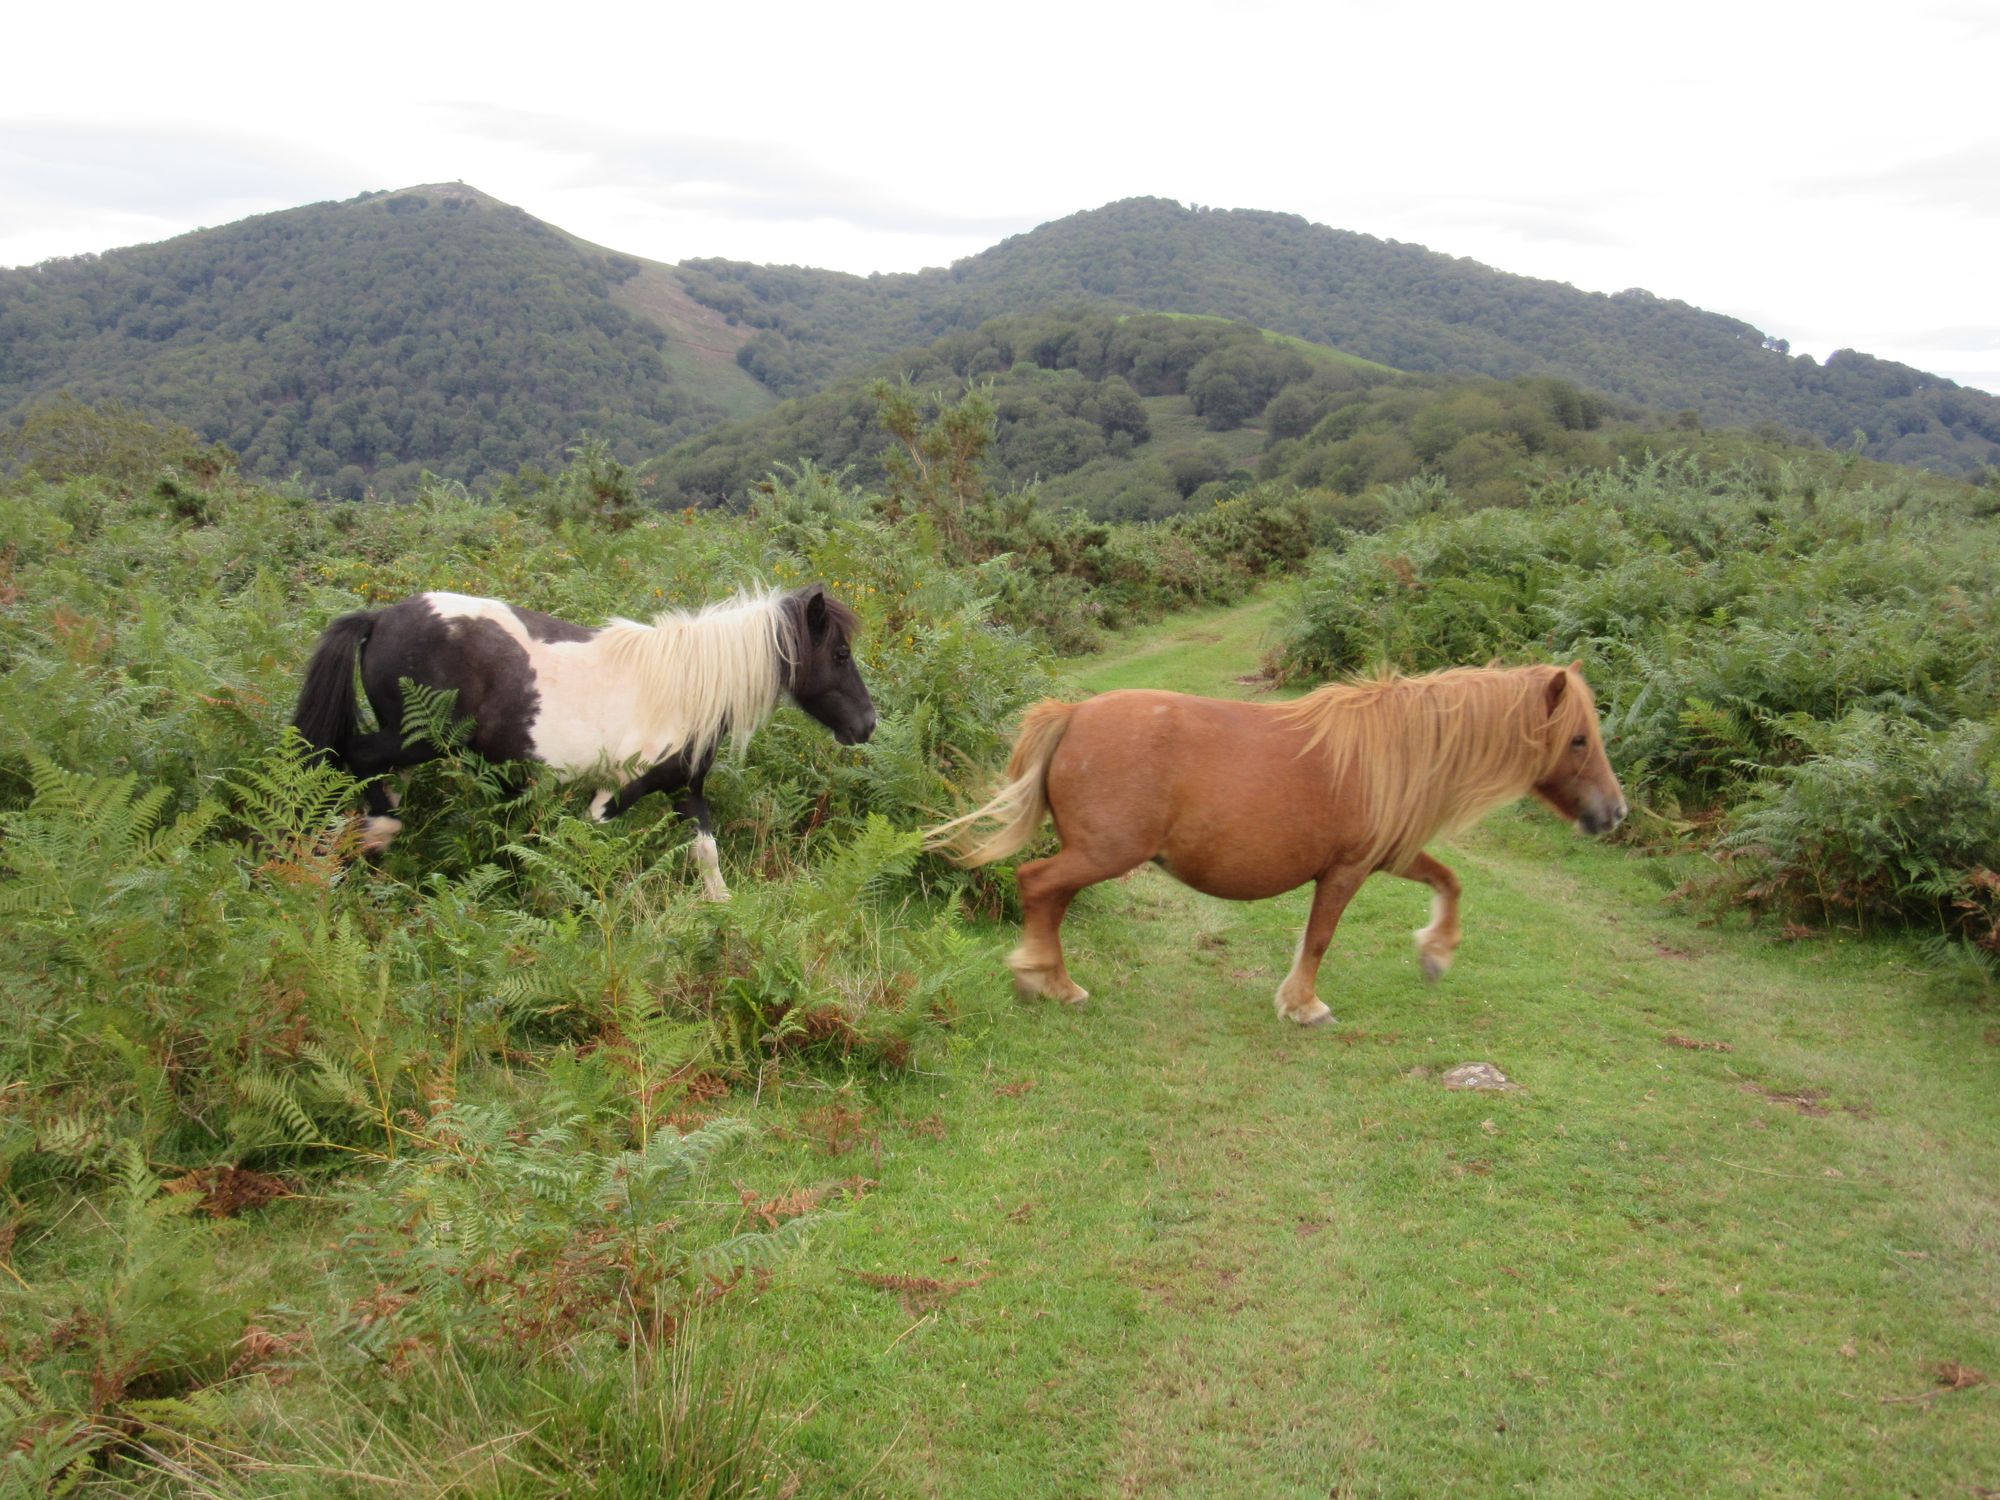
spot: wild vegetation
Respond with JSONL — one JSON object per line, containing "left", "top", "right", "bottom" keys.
{"left": 1273, "top": 457, "right": 2000, "bottom": 950}
{"left": 683, "top": 197, "right": 2000, "bottom": 476}
{"left": 0, "top": 186, "right": 730, "bottom": 496}
{"left": 2, "top": 392, "right": 1995, "bottom": 1494}
{"left": 7, "top": 189, "right": 1998, "bottom": 500}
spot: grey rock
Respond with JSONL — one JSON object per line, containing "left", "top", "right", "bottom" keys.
{"left": 1442, "top": 1062, "right": 1516, "bottom": 1091}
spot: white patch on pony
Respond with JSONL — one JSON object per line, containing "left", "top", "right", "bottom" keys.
{"left": 382, "top": 781, "right": 402, "bottom": 810}
{"left": 694, "top": 833, "right": 730, "bottom": 902}
{"left": 415, "top": 589, "right": 789, "bottom": 785}
{"left": 588, "top": 788, "right": 614, "bottom": 823}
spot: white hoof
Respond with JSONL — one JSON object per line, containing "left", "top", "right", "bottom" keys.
{"left": 1274, "top": 987, "right": 1334, "bottom": 1026}
{"left": 358, "top": 815, "right": 403, "bottom": 855}
{"left": 588, "top": 789, "right": 614, "bottom": 823}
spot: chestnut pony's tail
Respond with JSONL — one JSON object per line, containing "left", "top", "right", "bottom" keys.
{"left": 922, "top": 700, "right": 1075, "bottom": 867}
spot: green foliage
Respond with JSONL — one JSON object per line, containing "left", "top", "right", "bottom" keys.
{"left": 1722, "top": 715, "right": 2000, "bottom": 937}
{"left": 1, "top": 1146, "right": 251, "bottom": 1484}
{"left": 654, "top": 310, "right": 1381, "bottom": 517}
{"left": 0, "top": 188, "right": 723, "bottom": 494}
{"left": 0, "top": 393, "right": 233, "bottom": 489}
{"left": 678, "top": 197, "right": 2000, "bottom": 478}
{"left": 341, "top": 1104, "right": 803, "bottom": 1349}
{"left": 1272, "top": 456, "right": 2000, "bottom": 938}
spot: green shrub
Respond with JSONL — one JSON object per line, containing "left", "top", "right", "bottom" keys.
{"left": 1720, "top": 715, "right": 2000, "bottom": 935}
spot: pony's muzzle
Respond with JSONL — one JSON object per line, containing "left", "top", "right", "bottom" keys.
{"left": 1577, "top": 795, "right": 1629, "bottom": 836}
{"left": 837, "top": 710, "right": 878, "bottom": 746}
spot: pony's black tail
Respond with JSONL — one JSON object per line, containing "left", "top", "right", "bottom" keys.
{"left": 291, "top": 611, "right": 378, "bottom": 758}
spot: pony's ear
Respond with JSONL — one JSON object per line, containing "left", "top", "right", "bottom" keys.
{"left": 1545, "top": 666, "right": 1570, "bottom": 714}
{"left": 802, "top": 583, "right": 829, "bottom": 636}
{"left": 1567, "top": 658, "right": 1584, "bottom": 674}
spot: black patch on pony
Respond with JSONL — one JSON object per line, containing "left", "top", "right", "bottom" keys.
{"left": 508, "top": 604, "right": 596, "bottom": 644}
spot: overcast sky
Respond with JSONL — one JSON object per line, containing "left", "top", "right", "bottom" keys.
{"left": 5, "top": 0, "right": 1997, "bottom": 393}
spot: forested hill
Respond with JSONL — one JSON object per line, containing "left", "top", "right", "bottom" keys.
{"left": 5, "top": 188, "right": 1995, "bottom": 493}
{"left": 0, "top": 185, "right": 773, "bottom": 496}
{"left": 681, "top": 198, "right": 2000, "bottom": 477}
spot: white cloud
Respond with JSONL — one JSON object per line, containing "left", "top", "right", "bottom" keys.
{"left": 1, "top": 0, "right": 1995, "bottom": 391}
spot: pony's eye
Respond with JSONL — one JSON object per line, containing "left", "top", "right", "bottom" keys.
{"left": 835, "top": 646, "right": 851, "bottom": 663}
{"left": 1570, "top": 735, "right": 1588, "bottom": 749}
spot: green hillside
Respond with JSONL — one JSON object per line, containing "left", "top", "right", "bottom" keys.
{"left": 2, "top": 425, "right": 1995, "bottom": 1493}
{"left": 655, "top": 309, "right": 1399, "bottom": 517}
{"left": 6, "top": 186, "right": 1996, "bottom": 497}
{"left": 653, "top": 306, "right": 1977, "bottom": 522}
{"left": 0, "top": 185, "right": 774, "bottom": 495}
{"left": 681, "top": 197, "right": 2000, "bottom": 476}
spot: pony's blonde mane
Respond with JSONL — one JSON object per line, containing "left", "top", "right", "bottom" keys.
{"left": 1279, "top": 664, "right": 1593, "bottom": 874}
{"left": 592, "top": 588, "right": 790, "bottom": 762}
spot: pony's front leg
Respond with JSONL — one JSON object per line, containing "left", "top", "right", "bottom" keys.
{"left": 678, "top": 786, "right": 728, "bottom": 903}
{"left": 1399, "top": 851, "right": 1463, "bottom": 982}
{"left": 1274, "top": 865, "right": 1370, "bottom": 1026}
{"left": 588, "top": 754, "right": 728, "bottom": 902}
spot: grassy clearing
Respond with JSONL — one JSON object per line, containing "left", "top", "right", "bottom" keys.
{"left": 728, "top": 595, "right": 2000, "bottom": 1497}
{"left": 8, "top": 557, "right": 1994, "bottom": 1495}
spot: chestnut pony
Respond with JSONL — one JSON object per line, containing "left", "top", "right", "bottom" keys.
{"left": 925, "top": 663, "right": 1627, "bottom": 1025}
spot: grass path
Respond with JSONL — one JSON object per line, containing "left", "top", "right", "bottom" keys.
{"left": 745, "top": 591, "right": 2000, "bottom": 1497}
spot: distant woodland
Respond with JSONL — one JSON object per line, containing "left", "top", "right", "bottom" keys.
{"left": 3, "top": 189, "right": 1996, "bottom": 496}
{"left": 0, "top": 189, "right": 719, "bottom": 495}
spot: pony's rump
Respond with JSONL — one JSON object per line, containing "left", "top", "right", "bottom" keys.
{"left": 924, "top": 699, "right": 1076, "bottom": 866}
{"left": 291, "top": 610, "right": 378, "bottom": 756}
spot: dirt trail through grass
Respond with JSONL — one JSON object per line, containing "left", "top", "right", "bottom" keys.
{"left": 752, "top": 590, "right": 2000, "bottom": 1498}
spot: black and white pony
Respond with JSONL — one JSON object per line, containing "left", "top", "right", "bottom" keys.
{"left": 290, "top": 583, "right": 875, "bottom": 898}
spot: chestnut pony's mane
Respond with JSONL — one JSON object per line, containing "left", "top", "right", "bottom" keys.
{"left": 1277, "top": 664, "right": 1597, "bottom": 874}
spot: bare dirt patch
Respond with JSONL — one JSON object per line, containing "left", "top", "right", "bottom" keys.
{"left": 844, "top": 1268, "right": 987, "bottom": 1317}
{"left": 1665, "top": 1033, "right": 1734, "bottom": 1052}
{"left": 1742, "top": 1082, "right": 1832, "bottom": 1116}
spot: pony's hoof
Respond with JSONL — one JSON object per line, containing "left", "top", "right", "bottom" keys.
{"left": 1008, "top": 960, "right": 1087, "bottom": 1006}
{"left": 357, "top": 816, "right": 403, "bottom": 856}
{"left": 1278, "top": 997, "right": 1334, "bottom": 1027}
{"left": 1414, "top": 931, "right": 1454, "bottom": 983}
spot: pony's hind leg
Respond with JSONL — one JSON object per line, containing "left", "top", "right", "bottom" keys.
{"left": 341, "top": 730, "right": 441, "bottom": 855}
{"left": 1399, "top": 852, "right": 1463, "bottom": 982}
{"left": 1274, "top": 864, "right": 1370, "bottom": 1026}
{"left": 1010, "top": 846, "right": 1142, "bottom": 1005}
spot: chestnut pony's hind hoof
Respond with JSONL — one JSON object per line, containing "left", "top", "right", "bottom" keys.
{"left": 1275, "top": 991, "right": 1334, "bottom": 1027}
{"left": 1008, "top": 956, "right": 1089, "bottom": 1006}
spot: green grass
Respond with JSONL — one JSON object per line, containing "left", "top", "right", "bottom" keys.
{"left": 725, "top": 594, "right": 2000, "bottom": 1496}
{"left": 17, "top": 589, "right": 1996, "bottom": 1498}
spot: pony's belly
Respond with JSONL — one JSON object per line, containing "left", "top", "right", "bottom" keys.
{"left": 1157, "top": 840, "right": 1324, "bottom": 902}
